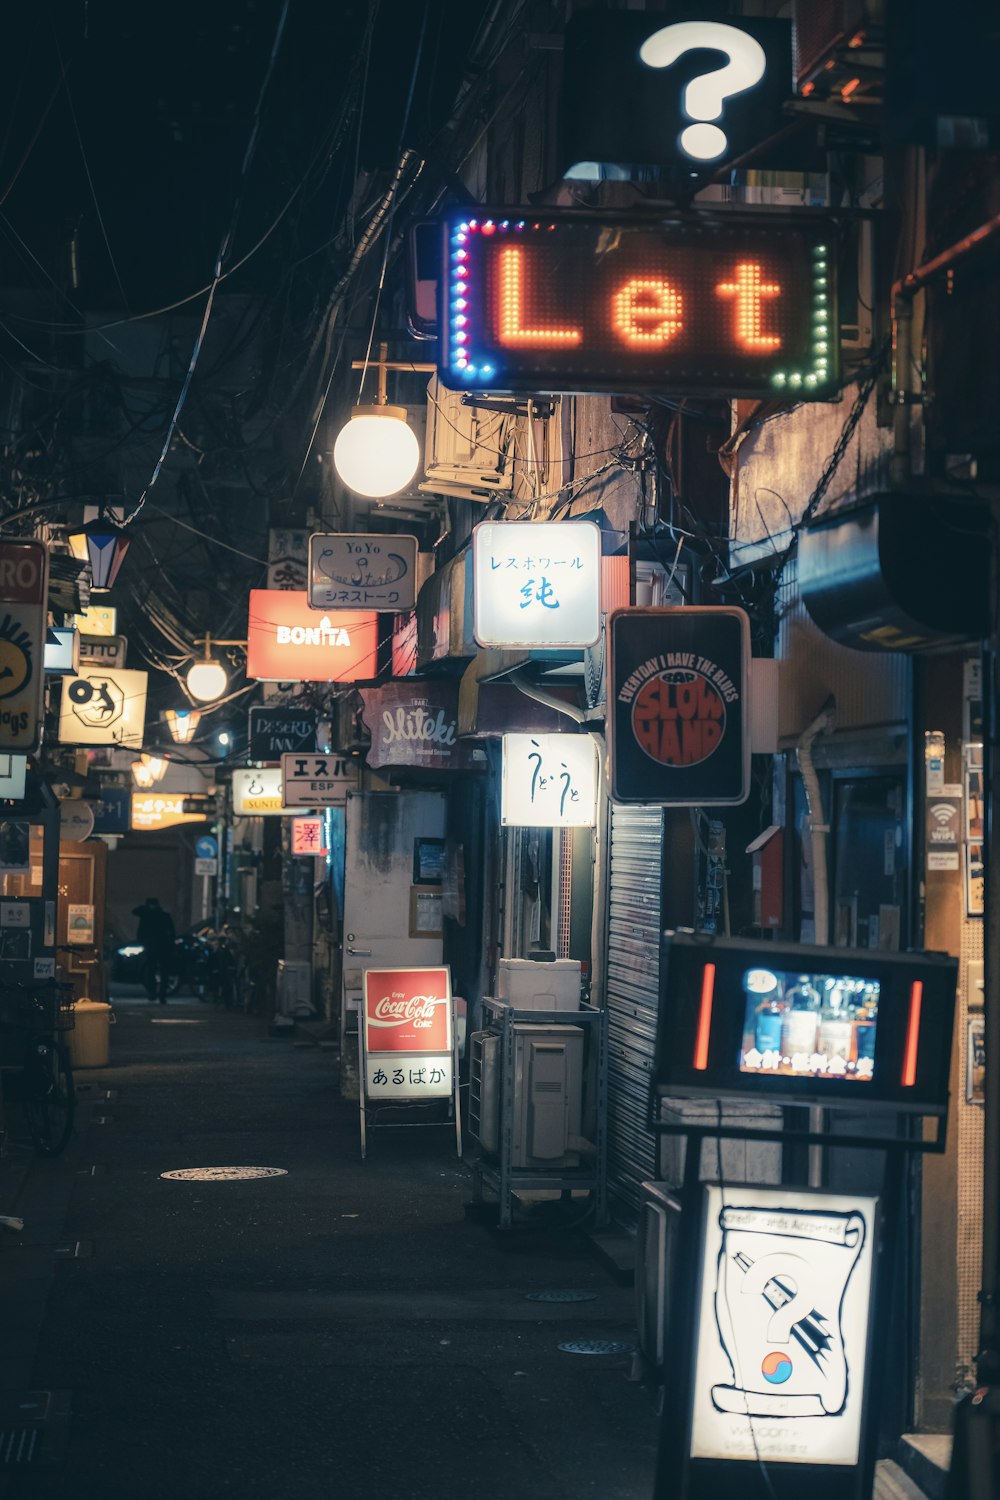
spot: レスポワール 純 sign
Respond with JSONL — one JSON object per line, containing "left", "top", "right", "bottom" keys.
{"left": 0, "top": 541, "right": 49, "bottom": 753}
{"left": 608, "top": 607, "right": 749, "bottom": 805}
{"left": 246, "top": 590, "right": 378, "bottom": 682}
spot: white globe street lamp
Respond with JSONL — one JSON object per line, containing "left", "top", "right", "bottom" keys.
{"left": 333, "top": 404, "right": 420, "bottom": 498}
{"left": 186, "top": 658, "right": 229, "bottom": 703}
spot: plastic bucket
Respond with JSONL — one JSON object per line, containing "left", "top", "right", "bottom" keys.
{"left": 67, "top": 1001, "right": 113, "bottom": 1069}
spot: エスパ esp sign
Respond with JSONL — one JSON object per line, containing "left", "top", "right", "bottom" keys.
{"left": 438, "top": 209, "right": 836, "bottom": 398}
{"left": 608, "top": 607, "right": 749, "bottom": 805}
{"left": 0, "top": 541, "right": 49, "bottom": 753}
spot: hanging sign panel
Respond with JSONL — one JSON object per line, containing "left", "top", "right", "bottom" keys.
{"left": 501, "top": 733, "right": 598, "bottom": 828}
{"left": 290, "top": 816, "right": 329, "bottom": 857}
{"left": 131, "top": 794, "right": 207, "bottom": 832}
{"left": 437, "top": 209, "right": 836, "bottom": 397}
{"left": 358, "top": 682, "right": 482, "bottom": 771}
{"left": 690, "top": 1185, "right": 878, "bottom": 1471}
{"left": 232, "top": 767, "right": 284, "bottom": 816}
{"left": 608, "top": 607, "right": 749, "bottom": 805}
{"left": 561, "top": 14, "right": 793, "bottom": 174}
{"left": 308, "top": 533, "right": 419, "bottom": 612}
{"left": 79, "top": 633, "right": 127, "bottom": 668}
{"left": 43, "top": 626, "right": 79, "bottom": 675}
{"left": 473, "top": 521, "right": 601, "bottom": 648}
{"left": 281, "top": 753, "right": 358, "bottom": 808}
{"left": 58, "top": 667, "right": 148, "bottom": 749}
{"left": 246, "top": 590, "right": 379, "bottom": 682}
{"left": 0, "top": 540, "right": 49, "bottom": 753}
{"left": 247, "top": 706, "right": 317, "bottom": 762}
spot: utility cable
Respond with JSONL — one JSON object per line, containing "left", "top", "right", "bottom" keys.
{"left": 123, "top": 0, "right": 291, "bottom": 524}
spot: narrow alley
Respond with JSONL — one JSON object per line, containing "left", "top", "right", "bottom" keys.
{"left": 0, "top": 996, "right": 655, "bottom": 1499}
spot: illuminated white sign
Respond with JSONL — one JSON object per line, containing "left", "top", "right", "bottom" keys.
{"left": 232, "top": 767, "right": 284, "bottom": 816}
{"left": 501, "top": 733, "right": 598, "bottom": 828}
{"left": 57, "top": 668, "right": 148, "bottom": 748}
{"left": 281, "top": 752, "right": 358, "bottom": 808}
{"left": 44, "top": 627, "right": 79, "bottom": 675}
{"left": 308, "top": 533, "right": 418, "bottom": 612}
{"left": 473, "top": 521, "right": 601, "bottom": 649}
{"left": 690, "top": 1185, "right": 877, "bottom": 1468}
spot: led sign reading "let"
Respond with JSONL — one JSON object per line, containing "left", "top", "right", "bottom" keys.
{"left": 438, "top": 210, "right": 837, "bottom": 397}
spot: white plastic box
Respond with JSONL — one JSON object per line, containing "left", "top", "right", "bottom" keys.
{"left": 496, "top": 958, "right": 581, "bottom": 1011}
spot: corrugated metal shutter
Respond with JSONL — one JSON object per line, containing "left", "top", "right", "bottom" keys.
{"left": 605, "top": 803, "right": 663, "bottom": 1222}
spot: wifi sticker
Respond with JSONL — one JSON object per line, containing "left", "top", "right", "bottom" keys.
{"left": 925, "top": 791, "right": 961, "bottom": 869}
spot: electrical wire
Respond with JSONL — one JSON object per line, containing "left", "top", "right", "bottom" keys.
{"left": 123, "top": 0, "right": 291, "bottom": 524}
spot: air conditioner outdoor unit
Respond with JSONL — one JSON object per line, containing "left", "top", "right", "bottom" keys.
{"left": 420, "top": 376, "right": 515, "bottom": 501}
{"left": 470, "top": 1020, "right": 585, "bottom": 1168}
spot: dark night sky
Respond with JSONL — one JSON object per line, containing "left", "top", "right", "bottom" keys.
{"left": 0, "top": 1, "right": 486, "bottom": 311}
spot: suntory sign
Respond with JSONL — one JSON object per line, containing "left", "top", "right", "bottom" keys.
{"left": 246, "top": 590, "right": 378, "bottom": 682}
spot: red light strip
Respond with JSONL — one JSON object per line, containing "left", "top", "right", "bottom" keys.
{"left": 902, "top": 981, "right": 923, "bottom": 1087}
{"left": 694, "top": 963, "right": 716, "bottom": 1071}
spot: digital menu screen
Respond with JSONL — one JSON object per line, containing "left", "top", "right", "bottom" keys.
{"left": 738, "top": 967, "right": 879, "bottom": 1083}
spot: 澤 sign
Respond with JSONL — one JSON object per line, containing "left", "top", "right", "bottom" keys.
{"left": 438, "top": 209, "right": 836, "bottom": 398}
{"left": 232, "top": 767, "right": 284, "bottom": 816}
{"left": 362, "top": 966, "right": 454, "bottom": 1100}
{"left": 309, "top": 533, "right": 419, "bottom": 612}
{"left": 473, "top": 520, "right": 601, "bottom": 648}
{"left": 290, "top": 816, "right": 328, "bottom": 857}
{"left": 561, "top": 13, "right": 793, "bottom": 173}
{"left": 281, "top": 753, "right": 358, "bottom": 808}
{"left": 246, "top": 590, "right": 379, "bottom": 682}
{"left": 501, "top": 733, "right": 599, "bottom": 828}
{"left": 690, "top": 1185, "right": 877, "bottom": 1471}
{"left": 247, "top": 706, "right": 317, "bottom": 762}
{"left": 57, "top": 667, "right": 148, "bottom": 749}
{"left": 608, "top": 607, "right": 749, "bottom": 805}
{"left": 0, "top": 540, "right": 49, "bottom": 753}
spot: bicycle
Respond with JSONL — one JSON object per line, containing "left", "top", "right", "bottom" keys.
{"left": 0, "top": 982, "right": 76, "bottom": 1157}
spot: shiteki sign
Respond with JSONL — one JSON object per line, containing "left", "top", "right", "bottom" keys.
{"left": 246, "top": 590, "right": 378, "bottom": 682}
{"left": 608, "top": 607, "right": 749, "bottom": 805}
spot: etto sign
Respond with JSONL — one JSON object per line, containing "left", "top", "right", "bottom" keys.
{"left": 439, "top": 210, "right": 836, "bottom": 397}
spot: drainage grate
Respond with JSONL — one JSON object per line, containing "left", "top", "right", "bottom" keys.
{"left": 525, "top": 1290, "right": 598, "bottom": 1304}
{"left": 558, "top": 1339, "right": 636, "bottom": 1356}
{"left": 0, "top": 1391, "right": 70, "bottom": 1467}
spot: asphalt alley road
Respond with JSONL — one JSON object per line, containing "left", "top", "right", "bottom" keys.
{"left": 0, "top": 997, "right": 657, "bottom": 1499}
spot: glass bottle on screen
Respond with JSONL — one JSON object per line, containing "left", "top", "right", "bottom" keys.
{"left": 754, "top": 995, "right": 785, "bottom": 1061}
{"left": 852, "top": 985, "right": 878, "bottom": 1067}
{"left": 781, "top": 976, "right": 820, "bottom": 1064}
{"left": 818, "top": 981, "right": 853, "bottom": 1071}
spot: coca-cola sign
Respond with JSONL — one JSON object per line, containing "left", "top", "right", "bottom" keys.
{"left": 359, "top": 683, "right": 480, "bottom": 770}
{"left": 363, "top": 967, "right": 452, "bottom": 1054}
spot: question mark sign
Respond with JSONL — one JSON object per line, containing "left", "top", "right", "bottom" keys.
{"left": 639, "top": 21, "right": 767, "bottom": 162}
{"left": 740, "top": 1252, "right": 819, "bottom": 1345}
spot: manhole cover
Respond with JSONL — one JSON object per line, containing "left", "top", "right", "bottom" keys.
{"left": 160, "top": 1167, "right": 288, "bottom": 1182}
{"left": 525, "top": 1290, "right": 598, "bottom": 1304}
{"left": 558, "top": 1339, "right": 636, "bottom": 1356}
